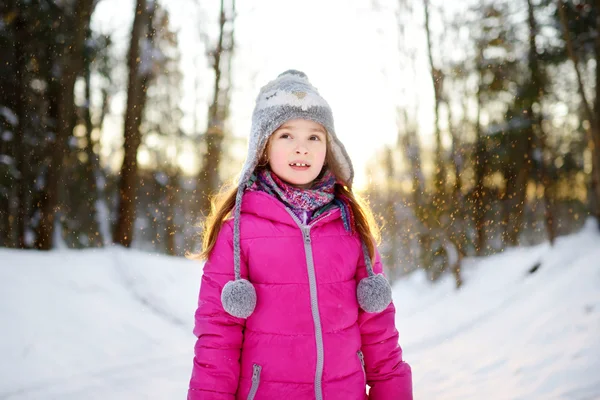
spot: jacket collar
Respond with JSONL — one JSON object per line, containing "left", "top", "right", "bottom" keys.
{"left": 240, "top": 190, "right": 341, "bottom": 229}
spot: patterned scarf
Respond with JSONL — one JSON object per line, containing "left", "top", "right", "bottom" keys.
{"left": 248, "top": 168, "right": 355, "bottom": 233}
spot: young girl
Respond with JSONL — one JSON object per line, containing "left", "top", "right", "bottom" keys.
{"left": 188, "top": 70, "right": 412, "bottom": 400}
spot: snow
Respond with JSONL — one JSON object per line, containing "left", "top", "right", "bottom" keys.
{"left": 486, "top": 116, "right": 533, "bottom": 136}
{"left": 0, "top": 155, "right": 14, "bottom": 166}
{"left": 84, "top": 37, "right": 99, "bottom": 50}
{"left": 2, "top": 130, "right": 14, "bottom": 141}
{"left": 154, "top": 171, "right": 168, "bottom": 186}
{"left": 0, "top": 247, "right": 199, "bottom": 400}
{"left": 68, "top": 136, "right": 78, "bottom": 148}
{"left": 138, "top": 38, "right": 164, "bottom": 78}
{"left": 94, "top": 198, "right": 111, "bottom": 246}
{"left": 0, "top": 106, "right": 18, "bottom": 126}
{"left": 33, "top": 174, "right": 45, "bottom": 191}
{"left": 400, "top": 218, "right": 600, "bottom": 399}
{"left": 1, "top": 220, "right": 599, "bottom": 399}
{"left": 94, "top": 172, "right": 111, "bottom": 246}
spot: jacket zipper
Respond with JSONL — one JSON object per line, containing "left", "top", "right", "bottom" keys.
{"left": 283, "top": 208, "right": 332, "bottom": 400}
{"left": 357, "top": 350, "right": 366, "bottom": 380}
{"left": 247, "top": 364, "right": 262, "bottom": 400}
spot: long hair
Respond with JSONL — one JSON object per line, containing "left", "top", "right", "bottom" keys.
{"left": 194, "top": 138, "right": 381, "bottom": 262}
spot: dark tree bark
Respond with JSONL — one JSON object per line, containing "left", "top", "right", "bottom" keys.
{"left": 473, "top": 53, "right": 486, "bottom": 255}
{"left": 558, "top": 0, "right": 600, "bottom": 229}
{"left": 197, "top": 0, "right": 234, "bottom": 216}
{"left": 423, "top": 0, "right": 445, "bottom": 198}
{"left": 505, "top": 131, "right": 534, "bottom": 246}
{"left": 527, "top": 0, "right": 556, "bottom": 244}
{"left": 35, "top": 0, "right": 95, "bottom": 250}
{"left": 114, "top": 0, "right": 152, "bottom": 246}
{"left": 594, "top": 0, "right": 600, "bottom": 228}
{"left": 13, "top": 12, "right": 28, "bottom": 248}
{"left": 165, "top": 172, "right": 179, "bottom": 256}
{"left": 446, "top": 93, "right": 464, "bottom": 288}
{"left": 82, "top": 30, "right": 102, "bottom": 247}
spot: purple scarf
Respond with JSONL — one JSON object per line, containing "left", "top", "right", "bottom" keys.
{"left": 248, "top": 168, "right": 355, "bottom": 232}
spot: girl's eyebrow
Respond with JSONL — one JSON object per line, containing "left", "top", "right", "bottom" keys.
{"left": 278, "top": 124, "right": 326, "bottom": 134}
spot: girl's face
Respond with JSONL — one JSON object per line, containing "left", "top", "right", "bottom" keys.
{"left": 266, "top": 119, "right": 327, "bottom": 189}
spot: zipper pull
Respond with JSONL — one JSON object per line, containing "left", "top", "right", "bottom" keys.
{"left": 302, "top": 229, "right": 311, "bottom": 243}
{"left": 358, "top": 350, "right": 365, "bottom": 367}
{"left": 252, "top": 364, "right": 261, "bottom": 381}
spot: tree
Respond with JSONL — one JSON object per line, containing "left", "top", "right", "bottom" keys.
{"left": 34, "top": 0, "right": 96, "bottom": 250}
{"left": 114, "top": 0, "right": 157, "bottom": 246}
{"left": 1, "top": 1, "right": 70, "bottom": 248}
{"left": 526, "top": 0, "right": 556, "bottom": 244}
{"left": 470, "top": 1, "right": 521, "bottom": 252}
{"left": 197, "top": 0, "right": 236, "bottom": 216}
{"left": 557, "top": 0, "right": 600, "bottom": 229}
{"left": 141, "top": 7, "right": 184, "bottom": 255}
{"left": 423, "top": 0, "right": 446, "bottom": 199}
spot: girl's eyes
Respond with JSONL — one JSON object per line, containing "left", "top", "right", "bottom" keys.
{"left": 279, "top": 133, "right": 321, "bottom": 141}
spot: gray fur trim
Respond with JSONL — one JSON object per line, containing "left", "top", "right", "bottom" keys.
{"left": 279, "top": 69, "right": 307, "bottom": 79}
{"left": 357, "top": 274, "right": 392, "bottom": 313}
{"left": 221, "top": 279, "right": 257, "bottom": 318}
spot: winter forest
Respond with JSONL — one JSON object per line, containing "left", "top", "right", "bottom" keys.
{"left": 1, "top": 0, "right": 600, "bottom": 399}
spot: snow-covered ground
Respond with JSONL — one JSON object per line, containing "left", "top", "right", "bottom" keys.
{"left": 1, "top": 219, "right": 599, "bottom": 399}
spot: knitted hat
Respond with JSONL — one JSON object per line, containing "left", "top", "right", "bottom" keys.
{"left": 221, "top": 70, "right": 392, "bottom": 318}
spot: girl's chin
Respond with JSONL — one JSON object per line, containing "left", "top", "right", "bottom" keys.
{"left": 281, "top": 176, "right": 314, "bottom": 188}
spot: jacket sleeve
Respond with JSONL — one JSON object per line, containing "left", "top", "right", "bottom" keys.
{"left": 355, "top": 244, "right": 413, "bottom": 400}
{"left": 188, "top": 221, "right": 246, "bottom": 400}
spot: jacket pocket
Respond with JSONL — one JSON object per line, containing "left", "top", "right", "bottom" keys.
{"left": 247, "top": 364, "right": 262, "bottom": 400}
{"left": 357, "top": 350, "right": 366, "bottom": 381}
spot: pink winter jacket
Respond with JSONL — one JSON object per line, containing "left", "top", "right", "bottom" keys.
{"left": 188, "top": 190, "right": 412, "bottom": 399}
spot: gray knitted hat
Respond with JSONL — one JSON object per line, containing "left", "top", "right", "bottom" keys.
{"left": 220, "top": 70, "right": 392, "bottom": 318}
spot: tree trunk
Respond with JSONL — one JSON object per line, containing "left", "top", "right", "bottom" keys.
{"left": 424, "top": 0, "right": 445, "bottom": 199}
{"left": 114, "top": 0, "right": 150, "bottom": 247}
{"left": 445, "top": 97, "right": 464, "bottom": 288}
{"left": 473, "top": 58, "right": 486, "bottom": 254}
{"left": 501, "top": 164, "right": 513, "bottom": 245}
{"left": 538, "top": 130, "right": 556, "bottom": 244}
{"left": 527, "top": 0, "right": 556, "bottom": 244}
{"left": 82, "top": 27, "right": 102, "bottom": 248}
{"left": 383, "top": 146, "right": 400, "bottom": 279}
{"left": 594, "top": 0, "right": 600, "bottom": 229}
{"left": 506, "top": 128, "right": 534, "bottom": 246}
{"left": 197, "top": 0, "right": 228, "bottom": 216}
{"left": 165, "top": 172, "right": 179, "bottom": 256}
{"left": 13, "top": 13, "right": 28, "bottom": 248}
{"left": 452, "top": 252, "right": 463, "bottom": 289}
{"left": 35, "top": 0, "right": 95, "bottom": 250}
{"left": 558, "top": 0, "right": 600, "bottom": 228}
{"left": 95, "top": 87, "right": 112, "bottom": 245}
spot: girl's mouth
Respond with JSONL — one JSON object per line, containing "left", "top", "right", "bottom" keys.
{"left": 289, "top": 162, "right": 311, "bottom": 171}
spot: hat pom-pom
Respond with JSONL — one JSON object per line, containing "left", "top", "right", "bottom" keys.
{"left": 357, "top": 274, "right": 392, "bottom": 313}
{"left": 221, "top": 279, "right": 256, "bottom": 318}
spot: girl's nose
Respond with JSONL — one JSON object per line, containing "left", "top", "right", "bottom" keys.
{"left": 295, "top": 145, "right": 308, "bottom": 154}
